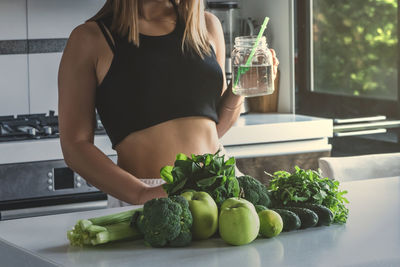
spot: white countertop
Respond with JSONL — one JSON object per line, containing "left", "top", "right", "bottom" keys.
{"left": 220, "top": 113, "right": 332, "bottom": 146}
{"left": 1, "top": 177, "right": 399, "bottom": 267}
{"left": 0, "top": 113, "right": 332, "bottom": 164}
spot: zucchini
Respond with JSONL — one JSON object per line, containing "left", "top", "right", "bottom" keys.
{"left": 281, "top": 207, "right": 319, "bottom": 229}
{"left": 292, "top": 203, "right": 333, "bottom": 226}
{"left": 272, "top": 209, "right": 301, "bottom": 231}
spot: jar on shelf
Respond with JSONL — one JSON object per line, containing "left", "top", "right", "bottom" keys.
{"left": 231, "top": 35, "right": 274, "bottom": 97}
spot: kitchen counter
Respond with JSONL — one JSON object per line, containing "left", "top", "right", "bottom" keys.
{"left": 221, "top": 113, "right": 332, "bottom": 146}
{"left": 1, "top": 177, "right": 399, "bottom": 267}
{"left": 223, "top": 113, "right": 332, "bottom": 158}
{"left": 0, "top": 113, "right": 332, "bottom": 164}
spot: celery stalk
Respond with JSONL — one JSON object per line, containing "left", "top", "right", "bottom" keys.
{"left": 96, "top": 222, "right": 143, "bottom": 244}
{"left": 79, "top": 219, "right": 93, "bottom": 231}
{"left": 67, "top": 208, "right": 144, "bottom": 247}
{"left": 87, "top": 225, "right": 107, "bottom": 237}
{"left": 88, "top": 208, "right": 142, "bottom": 226}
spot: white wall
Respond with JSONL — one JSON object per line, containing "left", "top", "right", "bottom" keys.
{"left": 0, "top": 0, "right": 29, "bottom": 116}
{"left": 26, "top": 0, "right": 105, "bottom": 115}
{"left": 0, "top": 0, "right": 105, "bottom": 116}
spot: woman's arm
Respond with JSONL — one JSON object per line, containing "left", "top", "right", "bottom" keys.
{"left": 205, "top": 12, "right": 244, "bottom": 138}
{"left": 58, "top": 23, "right": 166, "bottom": 205}
{"left": 216, "top": 81, "right": 244, "bottom": 138}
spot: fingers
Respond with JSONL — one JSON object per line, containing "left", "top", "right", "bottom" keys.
{"left": 269, "top": 48, "right": 279, "bottom": 79}
{"left": 270, "top": 48, "right": 279, "bottom": 67}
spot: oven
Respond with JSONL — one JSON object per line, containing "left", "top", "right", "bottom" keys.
{"left": 330, "top": 116, "right": 400, "bottom": 156}
{"left": 0, "top": 110, "right": 114, "bottom": 220}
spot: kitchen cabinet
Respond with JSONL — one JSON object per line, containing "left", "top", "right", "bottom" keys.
{"left": 1, "top": 176, "right": 399, "bottom": 266}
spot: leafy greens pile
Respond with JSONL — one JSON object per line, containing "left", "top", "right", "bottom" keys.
{"left": 160, "top": 150, "right": 240, "bottom": 206}
{"left": 267, "top": 166, "right": 349, "bottom": 224}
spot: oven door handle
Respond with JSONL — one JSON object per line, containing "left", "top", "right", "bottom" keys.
{"left": 0, "top": 200, "right": 108, "bottom": 221}
{"left": 333, "top": 128, "right": 387, "bottom": 137}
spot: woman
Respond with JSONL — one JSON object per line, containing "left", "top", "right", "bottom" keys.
{"left": 58, "top": 0, "right": 279, "bottom": 207}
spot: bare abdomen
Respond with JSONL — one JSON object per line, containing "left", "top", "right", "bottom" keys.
{"left": 115, "top": 116, "right": 220, "bottom": 178}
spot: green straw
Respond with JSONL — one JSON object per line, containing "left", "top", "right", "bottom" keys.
{"left": 234, "top": 16, "right": 270, "bottom": 88}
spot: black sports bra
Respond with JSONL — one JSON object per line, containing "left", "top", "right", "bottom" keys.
{"left": 94, "top": 2, "right": 223, "bottom": 150}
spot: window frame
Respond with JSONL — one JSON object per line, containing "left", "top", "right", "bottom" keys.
{"left": 296, "top": 0, "right": 400, "bottom": 119}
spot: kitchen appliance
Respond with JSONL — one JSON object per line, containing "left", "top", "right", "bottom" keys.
{"left": 0, "top": 110, "right": 114, "bottom": 220}
{"left": 207, "top": 1, "right": 241, "bottom": 80}
{"left": 206, "top": 1, "right": 255, "bottom": 78}
{"left": 330, "top": 116, "right": 400, "bottom": 156}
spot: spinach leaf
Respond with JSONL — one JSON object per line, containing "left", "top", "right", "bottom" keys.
{"left": 161, "top": 150, "right": 239, "bottom": 206}
{"left": 196, "top": 175, "right": 221, "bottom": 187}
{"left": 170, "top": 178, "right": 187, "bottom": 194}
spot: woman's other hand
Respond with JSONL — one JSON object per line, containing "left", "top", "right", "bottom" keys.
{"left": 270, "top": 48, "right": 279, "bottom": 80}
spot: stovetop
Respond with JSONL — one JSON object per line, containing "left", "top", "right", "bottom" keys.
{"left": 0, "top": 110, "right": 106, "bottom": 142}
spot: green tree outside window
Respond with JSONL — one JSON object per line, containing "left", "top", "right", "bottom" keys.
{"left": 313, "top": 0, "right": 398, "bottom": 99}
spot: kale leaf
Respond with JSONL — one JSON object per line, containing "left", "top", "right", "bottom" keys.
{"left": 266, "top": 166, "right": 349, "bottom": 224}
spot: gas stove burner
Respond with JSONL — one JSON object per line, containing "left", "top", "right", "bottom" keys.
{"left": 0, "top": 110, "right": 106, "bottom": 142}
{"left": 43, "top": 126, "right": 53, "bottom": 135}
{"left": 17, "top": 126, "right": 38, "bottom": 136}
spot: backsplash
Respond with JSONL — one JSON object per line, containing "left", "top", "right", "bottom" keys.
{"left": 0, "top": 0, "right": 105, "bottom": 116}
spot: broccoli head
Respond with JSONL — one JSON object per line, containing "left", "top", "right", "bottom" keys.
{"left": 169, "top": 195, "right": 193, "bottom": 227}
{"left": 135, "top": 196, "right": 193, "bottom": 247}
{"left": 237, "top": 175, "right": 271, "bottom": 208}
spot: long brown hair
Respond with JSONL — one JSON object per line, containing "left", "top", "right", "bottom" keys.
{"left": 87, "top": 0, "right": 211, "bottom": 58}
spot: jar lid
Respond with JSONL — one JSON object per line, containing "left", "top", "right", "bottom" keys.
{"left": 207, "top": 1, "right": 239, "bottom": 9}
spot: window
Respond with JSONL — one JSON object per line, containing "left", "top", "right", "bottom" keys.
{"left": 296, "top": 0, "right": 400, "bottom": 119}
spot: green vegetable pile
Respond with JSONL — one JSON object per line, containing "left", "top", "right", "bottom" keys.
{"left": 160, "top": 151, "right": 240, "bottom": 206}
{"left": 67, "top": 152, "right": 351, "bottom": 248}
{"left": 267, "top": 166, "right": 349, "bottom": 224}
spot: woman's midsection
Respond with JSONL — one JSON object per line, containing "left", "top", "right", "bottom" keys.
{"left": 115, "top": 116, "right": 220, "bottom": 178}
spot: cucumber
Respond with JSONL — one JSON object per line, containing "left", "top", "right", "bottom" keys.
{"left": 272, "top": 209, "right": 301, "bottom": 231}
{"left": 281, "top": 207, "right": 319, "bottom": 229}
{"left": 267, "top": 191, "right": 280, "bottom": 208}
{"left": 291, "top": 203, "right": 333, "bottom": 226}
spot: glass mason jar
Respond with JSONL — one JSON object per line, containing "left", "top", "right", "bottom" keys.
{"left": 231, "top": 36, "right": 274, "bottom": 97}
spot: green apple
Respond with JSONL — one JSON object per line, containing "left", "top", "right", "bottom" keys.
{"left": 219, "top": 197, "right": 260, "bottom": 246}
{"left": 181, "top": 191, "right": 218, "bottom": 240}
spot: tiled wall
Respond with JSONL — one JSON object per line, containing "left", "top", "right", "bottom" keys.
{"left": 0, "top": 0, "right": 105, "bottom": 116}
